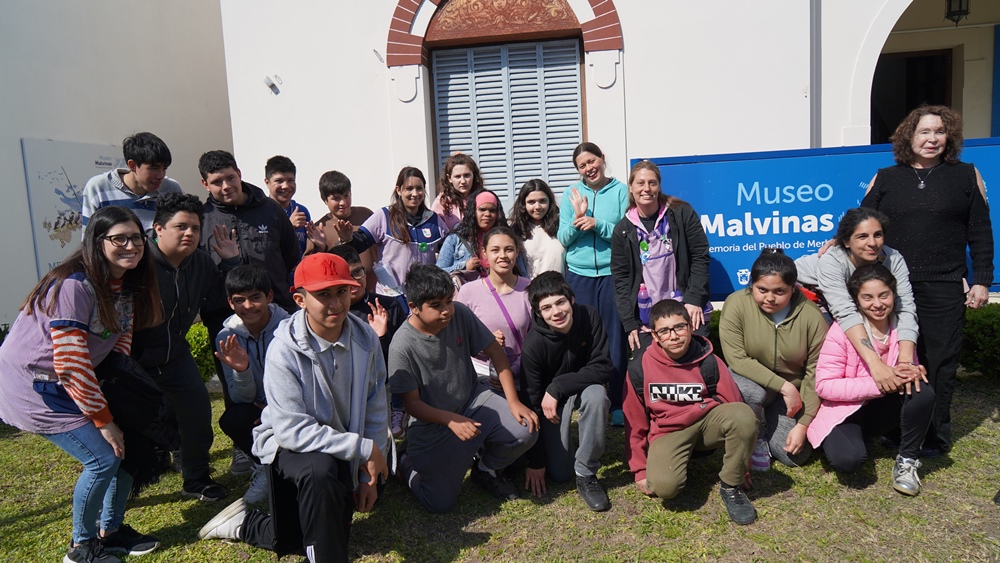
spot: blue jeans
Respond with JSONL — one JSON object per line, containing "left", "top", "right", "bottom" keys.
{"left": 44, "top": 422, "right": 133, "bottom": 543}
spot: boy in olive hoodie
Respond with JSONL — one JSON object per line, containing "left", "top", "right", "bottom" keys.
{"left": 520, "top": 271, "right": 612, "bottom": 512}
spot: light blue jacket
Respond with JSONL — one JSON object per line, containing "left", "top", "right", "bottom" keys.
{"left": 557, "top": 177, "right": 629, "bottom": 277}
{"left": 252, "top": 310, "right": 389, "bottom": 488}
{"left": 216, "top": 304, "right": 289, "bottom": 405}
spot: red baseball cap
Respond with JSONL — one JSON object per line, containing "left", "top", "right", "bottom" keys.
{"left": 292, "top": 253, "right": 361, "bottom": 292}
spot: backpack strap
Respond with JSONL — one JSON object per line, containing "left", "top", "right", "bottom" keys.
{"left": 628, "top": 335, "right": 721, "bottom": 412}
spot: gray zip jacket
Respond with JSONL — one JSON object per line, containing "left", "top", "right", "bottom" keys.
{"left": 252, "top": 310, "right": 389, "bottom": 488}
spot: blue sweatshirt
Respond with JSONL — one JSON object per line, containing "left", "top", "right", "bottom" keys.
{"left": 557, "top": 177, "right": 629, "bottom": 277}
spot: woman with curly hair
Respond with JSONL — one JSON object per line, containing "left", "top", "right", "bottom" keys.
{"left": 861, "top": 104, "right": 993, "bottom": 456}
{"left": 509, "top": 179, "right": 564, "bottom": 278}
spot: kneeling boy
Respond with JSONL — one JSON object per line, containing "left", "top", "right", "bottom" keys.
{"left": 200, "top": 253, "right": 389, "bottom": 562}
{"left": 624, "top": 299, "right": 758, "bottom": 525}
{"left": 390, "top": 264, "right": 538, "bottom": 513}
{"left": 214, "top": 265, "right": 289, "bottom": 503}
{"left": 521, "top": 272, "right": 612, "bottom": 511}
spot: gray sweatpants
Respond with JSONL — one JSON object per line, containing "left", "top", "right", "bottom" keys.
{"left": 731, "top": 372, "right": 812, "bottom": 467}
{"left": 538, "top": 384, "right": 609, "bottom": 482}
{"left": 401, "top": 384, "right": 538, "bottom": 513}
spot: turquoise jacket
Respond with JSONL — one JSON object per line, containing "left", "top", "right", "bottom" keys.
{"left": 557, "top": 177, "right": 629, "bottom": 276}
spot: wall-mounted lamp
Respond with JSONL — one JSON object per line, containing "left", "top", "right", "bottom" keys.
{"left": 263, "top": 75, "right": 280, "bottom": 95}
{"left": 945, "top": 0, "right": 970, "bottom": 26}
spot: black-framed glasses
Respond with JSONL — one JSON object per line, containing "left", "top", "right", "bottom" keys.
{"left": 101, "top": 234, "right": 146, "bottom": 248}
{"left": 350, "top": 266, "right": 367, "bottom": 281}
{"left": 653, "top": 322, "right": 689, "bottom": 338}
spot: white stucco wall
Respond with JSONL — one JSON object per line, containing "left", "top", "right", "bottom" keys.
{"left": 619, "top": 1, "right": 812, "bottom": 160}
{"left": 0, "top": 0, "right": 233, "bottom": 322}
{"left": 220, "top": 0, "right": 400, "bottom": 221}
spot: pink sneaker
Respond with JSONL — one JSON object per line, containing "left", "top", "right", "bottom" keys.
{"left": 750, "top": 439, "right": 771, "bottom": 472}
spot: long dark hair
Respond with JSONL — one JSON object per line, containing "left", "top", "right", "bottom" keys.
{"left": 437, "top": 153, "right": 484, "bottom": 217}
{"left": 510, "top": 179, "right": 558, "bottom": 240}
{"left": 453, "top": 189, "right": 508, "bottom": 245}
{"left": 847, "top": 263, "right": 897, "bottom": 305}
{"left": 389, "top": 166, "right": 427, "bottom": 244}
{"left": 834, "top": 208, "right": 888, "bottom": 249}
{"left": 22, "top": 206, "right": 162, "bottom": 332}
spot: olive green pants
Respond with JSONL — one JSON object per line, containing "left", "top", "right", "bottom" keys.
{"left": 646, "top": 402, "right": 757, "bottom": 499}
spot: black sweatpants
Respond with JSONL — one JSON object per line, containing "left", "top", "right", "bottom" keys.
{"left": 218, "top": 403, "right": 263, "bottom": 463}
{"left": 240, "top": 449, "right": 355, "bottom": 562}
{"left": 821, "top": 387, "right": 936, "bottom": 473}
{"left": 911, "top": 280, "right": 966, "bottom": 452}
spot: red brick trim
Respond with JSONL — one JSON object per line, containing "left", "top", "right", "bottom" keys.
{"left": 385, "top": 0, "right": 622, "bottom": 67}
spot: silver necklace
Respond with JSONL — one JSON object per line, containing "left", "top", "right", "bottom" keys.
{"left": 912, "top": 163, "right": 940, "bottom": 189}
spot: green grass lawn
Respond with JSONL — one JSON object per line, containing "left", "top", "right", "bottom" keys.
{"left": 2, "top": 371, "right": 999, "bottom": 562}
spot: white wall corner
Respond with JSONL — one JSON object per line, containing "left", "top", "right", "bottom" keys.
{"left": 588, "top": 49, "right": 621, "bottom": 89}
{"left": 566, "top": 0, "right": 596, "bottom": 23}
{"left": 390, "top": 64, "right": 422, "bottom": 103}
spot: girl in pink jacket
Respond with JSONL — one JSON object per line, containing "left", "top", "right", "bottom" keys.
{"left": 807, "top": 264, "right": 933, "bottom": 496}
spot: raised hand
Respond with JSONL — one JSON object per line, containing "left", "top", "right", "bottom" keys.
{"left": 215, "top": 334, "right": 250, "bottom": 372}
{"left": 211, "top": 225, "right": 240, "bottom": 260}
{"left": 367, "top": 299, "right": 389, "bottom": 337}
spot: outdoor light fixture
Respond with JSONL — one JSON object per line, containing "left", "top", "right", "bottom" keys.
{"left": 945, "top": 0, "right": 970, "bottom": 26}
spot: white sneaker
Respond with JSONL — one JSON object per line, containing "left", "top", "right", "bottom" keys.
{"left": 243, "top": 462, "right": 269, "bottom": 504}
{"left": 391, "top": 410, "right": 409, "bottom": 439}
{"left": 892, "top": 455, "right": 922, "bottom": 496}
{"left": 198, "top": 499, "right": 247, "bottom": 541}
{"left": 750, "top": 439, "right": 771, "bottom": 472}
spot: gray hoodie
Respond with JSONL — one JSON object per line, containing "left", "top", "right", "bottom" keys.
{"left": 795, "top": 244, "right": 918, "bottom": 343}
{"left": 252, "top": 310, "right": 388, "bottom": 488}
{"left": 217, "top": 303, "right": 289, "bottom": 405}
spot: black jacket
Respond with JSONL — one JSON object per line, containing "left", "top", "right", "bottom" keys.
{"left": 348, "top": 292, "right": 407, "bottom": 364}
{"left": 610, "top": 203, "right": 711, "bottom": 334}
{"left": 520, "top": 303, "right": 613, "bottom": 468}
{"left": 200, "top": 182, "right": 300, "bottom": 312}
{"left": 132, "top": 240, "right": 237, "bottom": 368}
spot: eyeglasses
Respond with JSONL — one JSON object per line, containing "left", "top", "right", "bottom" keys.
{"left": 653, "top": 322, "right": 689, "bottom": 338}
{"left": 101, "top": 234, "right": 146, "bottom": 248}
{"left": 350, "top": 267, "right": 366, "bottom": 281}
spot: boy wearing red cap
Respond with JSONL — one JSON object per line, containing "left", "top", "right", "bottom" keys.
{"left": 199, "top": 253, "right": 389, "bottom": 563}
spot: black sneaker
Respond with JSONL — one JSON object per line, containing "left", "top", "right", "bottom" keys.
{"left": 102, "top": 524, "right": 160, "bottom": 556}
{"left": 576, "top": 475, "right": 611, "bottom": 512}
{"left": 720, "top": 484, "right": 757, "bottom": 525}
{"left": 64, "top": 538, "right": 122, "bottom": 563}
{"left": 183, "top": 477, "right": 229, "bottom": 502}
{"left": 470, "top": 463, "right": 519, "bottom": 501}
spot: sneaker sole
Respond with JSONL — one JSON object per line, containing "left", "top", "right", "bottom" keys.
{"left": 892, "top": 483, "right": 920, "bottom": 496}
{"left": 183, "top": 490, "right": 226, "bottom": 502}
{"left": 230, "top": 466, "right": 252, "bottom": 477}
{"left": 105, "top": 542, "right": 160, "bottom": 556}
{"left": 198, "top": 499, "right": 248, "bottom": 539}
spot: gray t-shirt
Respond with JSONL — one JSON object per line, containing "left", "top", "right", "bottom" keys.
{"left": 388, "top": 301, "right": 496, "bottom": 456}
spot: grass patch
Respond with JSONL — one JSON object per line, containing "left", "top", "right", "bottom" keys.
{"left": 2, "top": 371, "right": 999, "bottom": 561}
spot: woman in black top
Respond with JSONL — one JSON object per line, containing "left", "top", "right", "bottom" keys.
{"left": 861, "top": 104, "right": 993, "bottom": 455}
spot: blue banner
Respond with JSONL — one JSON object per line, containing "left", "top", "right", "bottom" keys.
{"left": 637, "top": 139, "right": 1000, "bottom": 300}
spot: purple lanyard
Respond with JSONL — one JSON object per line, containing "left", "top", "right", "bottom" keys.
{"left": 483, "top": 277, "right": 524, "bottom": 349}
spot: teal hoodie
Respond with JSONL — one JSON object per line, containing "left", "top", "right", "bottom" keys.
{"left": 557, "top": 177, "right": 629, "bottom": 276}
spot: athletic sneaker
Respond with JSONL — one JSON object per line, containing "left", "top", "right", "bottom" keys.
{"left": 199, "top": 499, "right": 248, "bottom": 541}
{"left": 183, "top": 477, "right": 229, "bottom": 502}
{"left": 750, "top": 439, "right": 771, "bottom": 472}
{"left": 892, "top": 455, "right": 922, "bottom": 496}
{"left": 576, "top": 475, "right": 611, "bottom": 512}
{"left": 169, "top": 449, "right": 182, "bottom": 473}
{"left": 230, "top": 448, "right": 252, "bottom": 477}
{"left": 64, "top": 538, "right": 121, "bottom": 563}
{"left": 101, "top": 524, "right": 160, "bottom": 556}
{"left": 470, "top": 462, "right": 519, "bottom": 501}
{"left": 720, "top": 484, "right": 757, "bottom": 525}
{"left": 391, "top": 410, "right": 409, "bottom": 439}
{"left": 243, "top": 462, "right": 269, "bottom": 504}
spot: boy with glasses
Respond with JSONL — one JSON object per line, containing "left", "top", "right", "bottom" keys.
{"left": 520, "top": 271, "right": 612, "bottom": 511}
{"left": 623, "top": 299, "right": 758, "bottom": 525}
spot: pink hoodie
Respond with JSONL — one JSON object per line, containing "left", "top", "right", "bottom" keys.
{"left": 806, "top": 321, "right": 908, "bottom": 448}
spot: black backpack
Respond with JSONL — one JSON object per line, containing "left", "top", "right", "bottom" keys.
{"left": 627, "top": 332, "right": 719, "bottom": 412}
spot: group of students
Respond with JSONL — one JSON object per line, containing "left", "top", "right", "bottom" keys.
{"left": 0, "top": 103, "right": 993, "bottom": 563}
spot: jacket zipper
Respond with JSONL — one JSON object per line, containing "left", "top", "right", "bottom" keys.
{"left": 592, "top": 188, "right": 599, "bottom": 272}
{"left": 166, "top": 269, "right": 180, "bottom": 360}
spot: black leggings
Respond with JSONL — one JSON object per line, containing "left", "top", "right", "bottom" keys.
{"left": 821, "top": 387, "right": 936, "bottom": 473}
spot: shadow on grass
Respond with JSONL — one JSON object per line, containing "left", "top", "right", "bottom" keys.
{"left": 0, "top": 422, "right": 21, "bottom": 440}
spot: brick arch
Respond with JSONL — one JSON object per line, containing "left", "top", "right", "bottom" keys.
{"left": 385, "top": 0, "right": 623, "bottom": 67}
